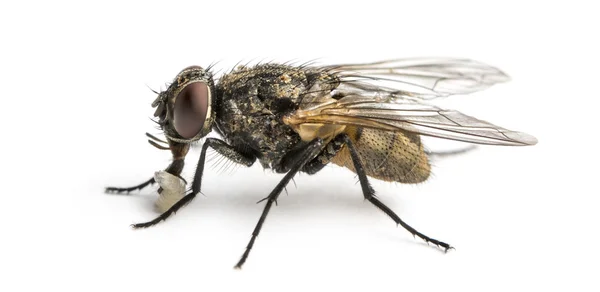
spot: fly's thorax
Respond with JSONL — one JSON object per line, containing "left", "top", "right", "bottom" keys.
{"left": 214, "top": 64, "right": 334, "bottom": 168}
{"left": 290, "top": 123, "right": 346, "bottom": 141}
{"left": 283, "top": 86, "right": 345, "bottom": 142}
{"left": 152, "top": 66, "right": 216, "bottom": 144}
{"left": 218, "top": 64, "right": 310, "bottom": 105}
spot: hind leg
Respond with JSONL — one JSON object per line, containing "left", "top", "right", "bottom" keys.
{"left": 340, "top": 134, "right": 453, "bottom": 252}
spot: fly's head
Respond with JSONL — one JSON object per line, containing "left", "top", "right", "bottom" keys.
{"left": 152, "top": 66, "right": 216, "bottom": 143}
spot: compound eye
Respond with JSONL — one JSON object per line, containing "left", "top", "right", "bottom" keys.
{"left": 174, "top": 82, "right": 209, "bottom": 139}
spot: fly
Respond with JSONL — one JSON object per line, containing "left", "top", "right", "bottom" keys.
{"left": 106, "top": 58, "right": 537, "bottom": 268}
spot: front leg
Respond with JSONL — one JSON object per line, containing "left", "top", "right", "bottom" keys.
{"left": 105, "top": 138, "right": 189, "bottom": 194}
{"left": 132, "top": 138, "right": 256, "bottom": 229}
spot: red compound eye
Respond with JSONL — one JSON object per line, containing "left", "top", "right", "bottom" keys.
{"left": 174, "top": 82, "right": 209, "bottom": 139}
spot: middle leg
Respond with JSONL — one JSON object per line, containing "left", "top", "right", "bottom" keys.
{"left": 234, "top": 138, "right": 324, "bottom": 269}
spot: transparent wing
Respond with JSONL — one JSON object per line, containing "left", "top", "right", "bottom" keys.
{"left": 285, "top": 95, "right": 537, "bottom": 146}
{"left": 323, "top": 58, "right": 510, "bottom": 100}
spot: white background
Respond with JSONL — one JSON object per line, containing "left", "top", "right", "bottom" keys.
{"left": 1, "top": 1, "right": 598, "bottom": 291}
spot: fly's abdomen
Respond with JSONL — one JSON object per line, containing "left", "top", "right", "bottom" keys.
{"left": 332, "top": 127, "right": 431, "bottom": 183}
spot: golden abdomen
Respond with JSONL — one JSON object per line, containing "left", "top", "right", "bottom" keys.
{"left": 331, "top": 127, "right": 431, "bottom": 184}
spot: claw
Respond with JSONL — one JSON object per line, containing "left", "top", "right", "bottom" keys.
{"left": 131, "top": 222, "right": 152, "bottom": 229}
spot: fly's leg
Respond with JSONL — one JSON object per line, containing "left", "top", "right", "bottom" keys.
{"left": 132, "top": 138, "right": 256, "bottom": 229}
{"left": 105, "top": 178, "right": 156, "bottom": 194}
{"left": 276, "top": 135, "right": 345, "bottom": 174}
{"left": 235, "top": 138, "right": 324, "bottom": 269}
{"left": 426, "top": 145, "right": 477, "bottom": 158}
{"left": 341, "top": 134, "right": 453, "bottom": 252}
{"left": 302, "top": 135, "right": 346, "bottom": 174}
{"left": 105, "top": 140, "right": 189, "bottom": 194}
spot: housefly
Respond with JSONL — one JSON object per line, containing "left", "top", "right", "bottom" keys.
{"left": 106, "top": 58, "right": 537, "bottom": 268}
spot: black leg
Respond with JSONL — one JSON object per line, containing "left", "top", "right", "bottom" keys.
{"left": 105, "top": 158, "right": 186, "bottom": 194}
{"left": 302, "top": 134, "right": 346, "bottom": 174}
{"left": 426, "top": 145, "right": 477, "bottom": 158}
{"left": 132, "top": 138, "right": 256, "bottom": 229}
{"left": 105, "top": 140, "right": 189, "bottom": 195}
{"left": 276, "top": 135, "right": 345, "bottom": 174}
{"left": 274, "top": 142, "right": 314, "bottom": 173}
{"left": 341, "top": 134, "right": 453, "bottom": 252}
{"left": 105, "top": 177, "right": 156, "bottom": 194}
{"left": 235, "top": 138, "right": 324, "bottom": 269}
